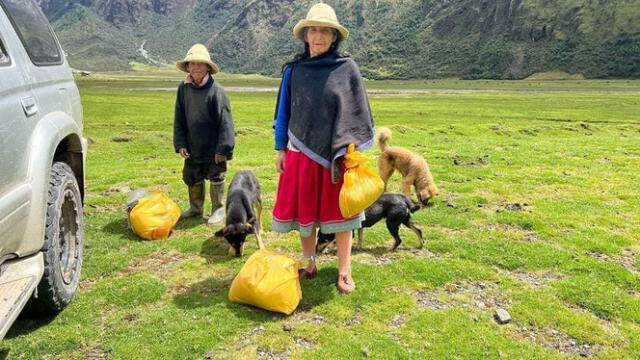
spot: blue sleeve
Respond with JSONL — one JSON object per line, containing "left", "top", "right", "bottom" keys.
{"left": 274, "top": 66, "right": 292, "bottom": 150}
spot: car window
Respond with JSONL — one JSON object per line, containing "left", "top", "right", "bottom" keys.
{"left": 0, "top": 0, "right": 62, "bottom": 66}
{"left": 0, "top": 37, "right": 9, "bottom": 66}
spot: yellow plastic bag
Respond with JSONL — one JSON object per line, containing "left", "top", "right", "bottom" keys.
{"left": 229, "top": 248, "right": 302, "bottom": 315}
{"left": 129, "top": 191, "right": 181, "bottom": 240}
{"left": 339, "top": 144, "right": 385, "bottom": 218}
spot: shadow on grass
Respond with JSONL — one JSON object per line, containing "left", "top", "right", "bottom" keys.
{"left": 101, "top": 216, "right": 202, "bottom": 241}
{"left": 297, "top": 267, "right": 338, "bottom": 311}
{"left": 200, "top": 235, "right": 232, "bottom": 261}
{"left": 101, "top": 217, "right": 141, "bottom": 240}
{"left": 199, "top": 235, "right": 267, "bottom": 262}
{"left": 172, "top": 267, "right": 336, "bottom": 319}
{"left": 173, "top": 217, "right": 206, "bottom": 231}
{"left": 3, "top": 313, "right": 56, "bottom": 340}
{"left": 0, "top": 349, "right": 9, "bottom": 360}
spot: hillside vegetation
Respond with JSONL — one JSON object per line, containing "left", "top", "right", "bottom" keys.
{"left": 39, "top": 0, "right": 640, "bottom": 78}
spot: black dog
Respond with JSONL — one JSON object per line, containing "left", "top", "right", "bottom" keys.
{"left": 214, "top": 171, "right": 264, "bottom": 257}
{"left": 317, "top": 193, "right": 424, "bottom": 252}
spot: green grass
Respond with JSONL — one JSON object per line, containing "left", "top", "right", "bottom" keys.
{"left": 2, "top": 74, "right": 639, "bottom": 359}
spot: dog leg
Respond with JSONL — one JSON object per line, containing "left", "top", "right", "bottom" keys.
{"left": 357, "top": 228, "right": 364, "bottom": 248}
{"left": 401, "top": 176, "right": 415, "bottom": 202}
{"left": 403, "top": 218, "right": 424, "bottom": 249}
{"left": 386, "top": 219, "right": 402, "bottom": 251}
{"left": 254, "top": 199, "right": 263, "bottom": 231}
{"left": 253, "top": 199, "right": 265, "bottom": 250}
{"left": 378, "top": 155, "right": 395, "bottom": 191}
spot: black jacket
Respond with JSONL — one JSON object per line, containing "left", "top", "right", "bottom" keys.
{"left": 173, "top": 77, "right": 235, "bottom": 163}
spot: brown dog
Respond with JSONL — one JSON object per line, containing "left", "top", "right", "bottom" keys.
{"left": 377, "top": 127, "right": 438, "bottom": 206}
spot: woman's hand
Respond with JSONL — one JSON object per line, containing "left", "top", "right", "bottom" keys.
{"left": 275, "top": 150, "right": 286, "bottom": 174}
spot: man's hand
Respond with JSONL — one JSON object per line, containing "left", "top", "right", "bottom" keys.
{"left": 179, "top": 148, "right": 190, "bottom": 159}
{"left": 275, "top": 150, "right": 286, "bottom": 174}
{"left": 214, "top": 153, "right": 227, "bottom": 164}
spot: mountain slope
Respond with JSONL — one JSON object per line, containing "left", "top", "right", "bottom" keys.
{"left": 38, "top": 0, "right": 640, "bottom": 78}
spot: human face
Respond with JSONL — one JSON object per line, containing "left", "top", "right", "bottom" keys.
{"left": 186, "top": 61, "right": 209, "bottom": 83}
{"left": 305, "top": 26, "right": 337, "bottom": 58}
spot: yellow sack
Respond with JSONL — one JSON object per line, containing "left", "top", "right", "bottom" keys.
{"left": 129, "top": 191, "right": 181, "bottom": 240}
{"left": 339, "top": 144, "right": 385, "bottom": 218}
{"left": 229, "top": 248, "right": 302, "bottom": 315}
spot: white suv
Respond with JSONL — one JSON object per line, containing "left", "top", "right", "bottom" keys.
{"left": 0, "top": 0, "right": 86, "bottom": 339}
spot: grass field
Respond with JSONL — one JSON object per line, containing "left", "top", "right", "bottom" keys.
{"left": 1, "top": 72, "right": 640, "bottom": 359}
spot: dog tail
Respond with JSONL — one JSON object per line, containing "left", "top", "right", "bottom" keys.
{"left": 376, "top": 127, "right": 392, "bottom": 151}
{"left": 405, "top": 195, "right": 420, "bottom": 213}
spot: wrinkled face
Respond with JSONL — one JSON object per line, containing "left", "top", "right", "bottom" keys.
{"left": 215, "top": 223, "right": 254, "bottom": 257}
{"left": 305, "top": 26, "right": 337, "bottom": 57}
{"left": 186, "top": 61, "right": 210, "bottom": 83}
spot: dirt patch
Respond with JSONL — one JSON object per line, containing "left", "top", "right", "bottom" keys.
{"left": 86, "top": 203, "right": 122, "bottom": 215}
{"left": 235, "top": 126, "right": 270, "bottom": 137}
{"left": 235, "top": 325, "right": 265, "bottom": 351}
{"left": 357, "top": 254, "right": 394, "bottom": 266}
{"left": 414, "top": 290, "right": 452, "bottom": 310}
{"left": 345, "top": 308, "right": 363, "bottom": 327}
{"left": 507, "top": 271, "right": 565, "bottom": 288}
{"left": 452, "top": 154, "right": 490, "bottom": 167}
{"left": 389, "top": 314, "right": 407, "bottom": 329}
{"left": 414, "top": 281, "right": 510, "bottom": 310}
{"left": 496, "top": 203, "right": 530, "bottom": 212}
{"left": 511, "top": 327, "right": 598, "bottom": 357}
{"left": 102, "top": 185, "right": 132, "bottom": 196}
{"left": 407, "top": 249, "right": 438, "bottom": 258}
{"left": 294, "top": 337, "right": 315, "bottom": 350}
{"left": 589, "top": 250, "right": 639, "bottom": 274}
{"left": 256, "top": 347, "right": 290, "bottom": 360}
{"left": 84, "top": 347, "right": 108, "bottom": 360}
{"left": 111, "top": 136, "right": 133, "bottom": 143}
{"left": 117, "top": 252, "right": 192, "bottom": 279}
{"left": 80, "top": 252, "right": 188, "bottom": 291}
{"left": 290, "top": 311, "right": 326, "bottom": 326}
{"left": 474, "top": 222, "right": 526, "bottom": 233}
{"left": 123, "top": 313, "right": 139, "bottom": 322}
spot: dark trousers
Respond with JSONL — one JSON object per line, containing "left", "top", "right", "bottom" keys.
{"left": 182, "top": 161, "right": 227, "bottom": 186}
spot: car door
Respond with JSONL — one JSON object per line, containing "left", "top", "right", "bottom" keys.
{"left": 0, "top": 6, "right": 38, "bottom": 259}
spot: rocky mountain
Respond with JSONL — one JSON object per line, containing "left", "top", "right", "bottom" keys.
{"left": 38, "top": 0, "right": 640, "bottom": 79}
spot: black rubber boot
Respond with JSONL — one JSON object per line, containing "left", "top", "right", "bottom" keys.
{"left": 179, "top": 182, "right": 204, "bottom": 220}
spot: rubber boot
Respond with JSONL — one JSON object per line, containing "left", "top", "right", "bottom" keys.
{"left": 179, "top": 182, "right": 204, "bottom": 220}
{"left": 207, "top": 181, "right": 225, "bottom": 226}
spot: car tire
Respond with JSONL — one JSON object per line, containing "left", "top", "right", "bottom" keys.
{"left": 28, "top": 161, "right": 84, "bottom": 315}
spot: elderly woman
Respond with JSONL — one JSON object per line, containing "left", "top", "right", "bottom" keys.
{"left": 271, "top": 3, "right": 375, "bottom": 294}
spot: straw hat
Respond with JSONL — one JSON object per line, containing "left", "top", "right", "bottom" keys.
{"left": 176, "top": 44, "right": 220, "bottom": 74}
{"left": 293, "top": 3, "right": 349, "bottom": 41}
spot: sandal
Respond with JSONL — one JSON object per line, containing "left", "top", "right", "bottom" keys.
{"left": 298, "top": 266, "right": 318, "bottom": 280}
{"left": 298, "top": 255, "right": 317, "bottom": 280}
{"left": 336, "top": 272, "right": 356, "bottom": 294}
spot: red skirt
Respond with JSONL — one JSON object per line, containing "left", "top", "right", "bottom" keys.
{"left": 272, "top": 150, "right": 362, "bottom": 237}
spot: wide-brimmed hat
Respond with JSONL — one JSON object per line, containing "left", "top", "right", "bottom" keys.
{"left": 293, "top": 3, "right": 349, "bottom": 41}
{"left": 176, "top": 44, "right": 220, "bottom": 74}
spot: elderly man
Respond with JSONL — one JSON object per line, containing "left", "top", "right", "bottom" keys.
{"left": 174, "top": 44, "right": 234, "bottom": 225}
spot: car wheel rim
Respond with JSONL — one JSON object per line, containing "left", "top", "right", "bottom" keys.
{"left": 59, "top": 187, "right": 80, "bottom": 285}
